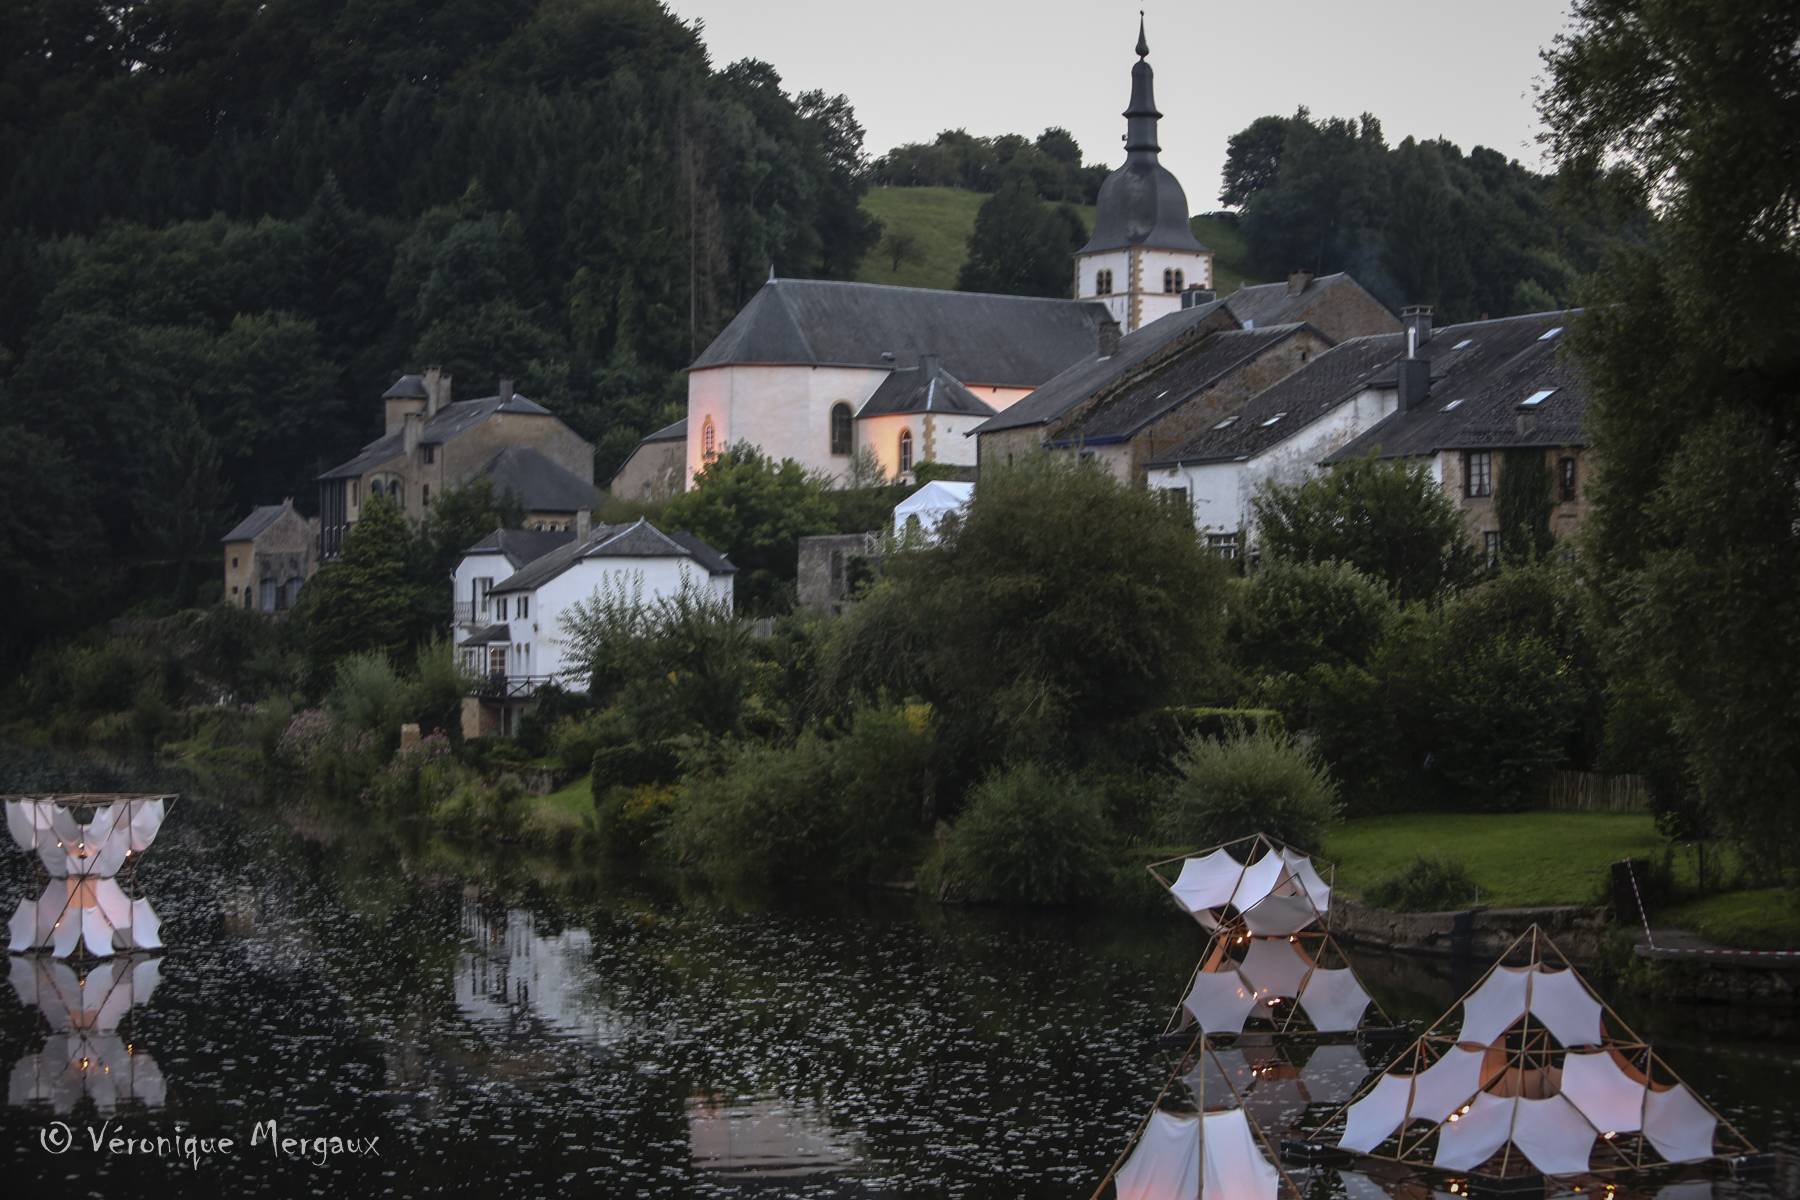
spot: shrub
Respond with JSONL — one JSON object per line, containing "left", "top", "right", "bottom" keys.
{"left": 1154, "top": 726, "right": 1341, "bottom": 850}
{"left": 1230, "top": 559, "right": 1394, "bottom": 679}
{"left": 410, "top": 637, "right": 471, "bottom": 738}
{"left": 665, "top": 735, "right": 839, "bottom": 885}
{"left": 431, "top": 773, "right": 524, "bottom": 838}
{"left": 367, "top": 732, "right": 462, "bottom": 810}
{"left": 324, "top": 651, "right": 410, "bottom": 747}
{"left": 1431, "top": 634, "right": 1579, "bottom": 810}
{"left": 1365, "top": 856, "right": 1481, "bottom": 911}
{"left": 593, "top": 781, "right": 679, "bottom": 858}
{"left": 551, "top": 709, "right": 624, "bottom": 777}
{"left": 928, "top": 763, "right": 1111, "bottom": 905}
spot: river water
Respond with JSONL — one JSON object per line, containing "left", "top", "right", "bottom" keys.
{"left": 0, "top": 785, "right": 1793, "bottom": 1198}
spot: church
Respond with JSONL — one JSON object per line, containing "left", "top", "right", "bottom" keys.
{"left": 619, "top": 18, "right": 1224, "bottom": 493}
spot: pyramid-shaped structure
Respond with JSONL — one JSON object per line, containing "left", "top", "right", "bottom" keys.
{"left": 1310, "top": 924, "right": 1756, "bottom": 1180}
{"left": 1148, "top": 834, "right": 1393, "bottom": 1038}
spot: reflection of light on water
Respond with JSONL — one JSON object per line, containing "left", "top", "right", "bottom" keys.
{"left": 455, "top": 894, "right": 628, "bottom": 1044}
{"left": 6, "top": 954, "right": 166, "bottom": 1114}
{"left": 687, "top": 1093, "right": 855, "bottom": 1178}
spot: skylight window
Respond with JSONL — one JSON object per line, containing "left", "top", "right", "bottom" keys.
{"left": 1212, "top": 415, "right": 1239, "bottom": 430}
{"left": 1452, "top": 339, "right": 1473, "bottom": 351}
{"left": 1443, "top": 399, "right": 1465, "bottom": 411}
{"left": 1521, "top": 389, "right": 1557, "bottom": 407}
{"left": 1538, "top": 326, "right": 1563, "bottom": 341}
{"left": 1260, "top": 412, "right": 1288, "bottom": 427}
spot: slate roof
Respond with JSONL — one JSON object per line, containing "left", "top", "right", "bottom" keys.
{"left": 381, "top": 374, "right": 428, "bottom": 400}
{"left": 461, "top": 526, "right": 577, "bottom": 570}
{"left": 1053, "top": 323, "right": 1312, "bottom": 443}
{"left": 319, "top": 392, "right": 557, "bottom": 479}
{"left": 1081, "top": 160, "right": 1207, "bottom": 256}
{"left": 221, "top": 504, "right": 288, "bottom": 543}
{"left": 491, "top": 518, "right": 737, "bottom": 594}
{"left": 481, "top": 446, "right": 601, "bottom": 513}
{"left": 1224, "top": 274, "right": 1396, "bottom": 336}
{"left": 1149, "top": 333, "right": 1407, "bottom": 466}
{"left": 856, "top": 358, "right": 995, "bottom": 419}
{"left": 639, "top": 417, "right": 687, "bottom": 443}
{"left": 972, "top": 298, "right": 1236, "bottom": 434}
{"left": 689, "top": 278, "right": 1114, "bottom": 388}
{"left": 1322, "top": 310, "right": 1586, "bottom": 464}
{"left": 463, "top": 623, "right": 511, "bottom": 645}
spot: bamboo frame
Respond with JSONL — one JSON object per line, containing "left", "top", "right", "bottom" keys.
{"left": 2, "top": 792, "right": 175, "bottom": 962}
{"left": 1305, "top": 923, "right": 1758, "bottom": 1181}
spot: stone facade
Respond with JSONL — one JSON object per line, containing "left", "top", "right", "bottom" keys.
{"left": 609, "top": 435, "right": 685, "bottom": 503}
{"left": 797, "top": 533, "right": 881, "bottom": 614}
{"left": 221, "top": 499, "right": 317, "bottom": 614}
{"left": 1437, "top": 445, "right": 1594, "bottom": 561}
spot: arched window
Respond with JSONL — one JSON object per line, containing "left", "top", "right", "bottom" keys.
{"left": 1173, "top": 268, "right": 1184, "bottom": 291}
{"left": 1096, "top": 268, "right": 1113, "bottom": 296}
{"left": 701, "top": 415, "right": 718, "bottom": 463}
{"left": 1163, "top": 268, "right": 1174, "bottom": 293}
{"left": 829, "top": 402, "right": 852, "bottom": 456}
{"left": 898, "top": 428, "right": 913, "bottom": 474}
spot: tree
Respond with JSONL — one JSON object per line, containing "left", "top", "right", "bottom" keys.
{"left": 1229, "top": 559, "right": 1394, "bottom": 680}
{"left": 1542, "top": 0, "right": 1800, "bottom": 863}
{"left": 880, "top": 227, "right": 924, "bottom": 274}
{"left": 417, "top": 478, "right": 526, "bottom": 589}
{"left": 659, "top": 443, "right": 836, "bottom": 614}
{"left": 1220, "top": 114, "right": 1293, "bottom": 208}
{"left": 291, "top": 496, "right": 436, "bottom": 684}
{"left": 826, "top": 455, "right": 1228, "bottom": 785}
{"left": 956, "top": 179, "right": 1086, "bottom": 298}
{"left": 1495, "top": 449, "right": 1554, "bottom": 564}
{"left": 0, "top": 424, "right": 110, "bottom": 666}
{"left": 1253, "top": 458, "right": 1479, "bottom": 605}
{"left": 135, "top": 401, "right": 231, "bottom": 606}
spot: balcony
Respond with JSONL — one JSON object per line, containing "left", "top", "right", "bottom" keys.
{"left": 471, "top": 673, "right": 559, "bottom": 701}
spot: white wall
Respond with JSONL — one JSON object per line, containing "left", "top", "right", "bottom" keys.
{"left": 686, "top": 363, "right": 891, "bottom": 487}
{"left": 1135, "top": 247, "right": 1215, "bottom": 333}
{"left": 451, "top": 552, "right": 516, "bottom": 645}
{"left": 1074, "top": 250, "right": 1131, "bottom": 329}
{"left": 505, "top": 557, "right": 735, "bottom": 688}
{"left": 1149, "top": 385, "right": 1400, "bottom": 543}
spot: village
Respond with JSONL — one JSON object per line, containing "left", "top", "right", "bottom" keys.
{"left": 0, "top": 0, "right": 1794, "bottom": 1195}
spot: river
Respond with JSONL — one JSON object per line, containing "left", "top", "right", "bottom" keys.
{"left": 0, "top": 782, "right": 1793, "bottom": 1198}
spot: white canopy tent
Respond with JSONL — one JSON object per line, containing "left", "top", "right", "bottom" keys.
{"left": 892, "top": 480, "right": 973, "bottom": 543}
{"left": 1319, "top": 924, "right": 1751, "bottom": 1181}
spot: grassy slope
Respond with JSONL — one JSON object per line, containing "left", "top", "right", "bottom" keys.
{"left": 1323, "top": 812, "right": 1665, "bottom": 909}
{"left": 855, "top": 186, "right": 1251, "bottom": 294}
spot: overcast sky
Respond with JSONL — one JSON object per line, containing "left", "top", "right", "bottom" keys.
{"left": 664, "top": 0, "right": 1575, "bottom": 211}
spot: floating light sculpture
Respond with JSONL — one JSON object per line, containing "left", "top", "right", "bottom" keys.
{"left": 4, "top": 794, "right": 172, "bottom": 958}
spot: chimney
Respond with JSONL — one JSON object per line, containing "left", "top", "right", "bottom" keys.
{"left": 1402, "top": 304, "right": 1434, "bottom": 351}
{"left": 497, "top": 376, "right": 514, "bottom": 405}
{"left": 1096, "top": 315, "right": 1122, "bottom": 358}
{"left": 1286, "top": 270, "right": 1313, "bottom": 297}
{"left": 1180, "top": 286, "right": 1217, "bottom": 309}
{"left": 575, "top": 508, "right": 592, "bottom": 541}
{"left": 918, "top": 352, "right": 939, "bottom": 376}
{"left": 423, "top": 365, "right": 443, "bottom": 417}
{"left": 402, "top": 409, "right": 423, "bottom": 454}
{"left": 1396, "top": 357, "right": 1430, "bottom": 413}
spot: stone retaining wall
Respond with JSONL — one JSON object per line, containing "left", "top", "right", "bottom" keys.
{"left": 1332, "top": 897, "right": 1613, "bottom": 963}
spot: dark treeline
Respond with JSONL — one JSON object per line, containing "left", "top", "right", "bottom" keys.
{"left": 0, "top": 0, "right": 879, "bottom": 661}
{"left": 869, "top": 127, "right": 1108, "bottom": 204}
{"left": 1223, "top": 109, "right": 1647, "bottom": 321}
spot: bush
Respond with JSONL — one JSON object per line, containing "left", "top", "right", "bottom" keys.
{"left": 1154, "top": 726, "right": 1341, "bottom": 850}
{"left": 927, "top": 763, "right": 1111, "bottom": 904}
{"left": 1231, "top": 559, "right": 1394, "bottom": 679}
{"left": 593, "top": 781, "right": 678, "bottom": 858}
{"left": 1431, "top": 634, "right": 1579, "bottom": 810}
{"left": 367, "top": 732, "right": 462, "bottom": 810}
{"left": 410, "top": 637, "right": 471, "bottom": 739}
{"left": 430, "top": 773, "right": 524, "bottom": 838}
{"left": 1366, "top": 856, "right": 1481, "bottom": 911}
{"left": 666, "top": 735, "right": 838, "bottom": 885}
{"left": 324, "top": 651, "right": 410, "bottom": 746}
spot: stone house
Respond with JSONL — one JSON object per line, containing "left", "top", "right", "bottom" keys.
{"left": 314, "top": 367, "right": 599, "bottom": 559}
{"left": 220, "top": 499, "right": 316, "bottom": 613}
{"left": 608, "top": 417, "right": 686, "bottom": 503}
{"left": 1321, "top": 308, "right": 1591, "bottom": 562}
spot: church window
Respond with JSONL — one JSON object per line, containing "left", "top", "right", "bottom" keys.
{"left": 898, "top": 428, "right": 913, "bottom": 474}
{"left": 1174, "top": 269, "right": 1184, "bottom": 291}
{"left": 1096, "top": 268, "right": 1113, "bottom": 296}
{"left": 830, "top": 402, "right": 852, "bottom": 455}
{"left": 701, "top": 415, "right": 718, "bottom": 463}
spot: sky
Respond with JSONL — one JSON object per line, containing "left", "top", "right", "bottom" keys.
{"left": 663, "top": 0, "right": 1576, "bottom": 210}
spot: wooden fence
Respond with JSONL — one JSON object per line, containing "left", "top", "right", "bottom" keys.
{"left": 1544, "top": 769, "right": 1650, "bottom": 813}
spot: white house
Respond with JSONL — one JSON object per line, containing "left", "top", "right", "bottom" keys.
{"left": 892, "top": 480, "right": 974, "bottom": 542}
{"left": 1144, "top": 332, "right": 1408, "bottom": 556}
{"left": 453, "top": 518, "right": 736, "bottom": 736}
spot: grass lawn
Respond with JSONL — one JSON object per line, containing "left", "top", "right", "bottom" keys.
{"left": 1322, "top": 811, "right": 1665, "bottom": 909}
{"left": 517, "top": 772, "right": 593, "bottom": 848}
{"left": 1656, "top": 889, "right": 1800, "bottom": 950}
{"left": 855, "top": 186, "right": 1254, "bottom": 294}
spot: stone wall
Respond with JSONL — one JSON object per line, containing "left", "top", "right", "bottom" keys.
{"left": 1332, "top": 897, "right": 1613, "bottom": 963}
{"left": 797, "top": 533, "right": 880, "bottom": 613}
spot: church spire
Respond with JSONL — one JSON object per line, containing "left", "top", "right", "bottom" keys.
{"left": 1124, "top": 14, "right": 1161, "bottom": 154}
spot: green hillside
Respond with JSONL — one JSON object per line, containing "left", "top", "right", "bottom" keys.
{"left": 855, "top": 186, "right": 1253, "bottom": 294}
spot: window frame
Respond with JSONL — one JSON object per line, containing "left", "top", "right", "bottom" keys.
{"left": 898, "top": 427, "right": 913, "bottom": 474}
{"left": 1483, "top": 530, "right": 1502, "bottom": 568}
{"left": 829, "top": 402, "right": 853, "bottom": 456}
{"left": 1559, "top": 456, "right": 1577, "bottom": 502}
{"left": 1465, "top": 450, "right": 1493, "bottom": 498}
{"left": 701, "top": 415, "right": 718, "bottom": 463}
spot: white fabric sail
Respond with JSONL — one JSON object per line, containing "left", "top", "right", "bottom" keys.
{"left": 1183, "top": 970, "right": 1258, "bottom": 1035}
{"left": 1511, "top": 1094, "right": 1597, "bottom": 1175}
{"left": 1408, "top": 1047, "right": 1487, "bottom": 1123}
{"left": 3, "top": 798, "right": 168, "bottom": 959}
{"left": 1171, "top": 849, "right": 1252, "bottom": 914}
{"left": 1340, "top": 1073, "right": 1413, "bottom": 1153}
{"left": 1241, "top": 892, "right": 1319, "bottom": 936}
{"left": 1643, "top": 1085, "right": 1717, "bottom": 1163}
{"left": 1200, "top": 1108, "right": 1282, "bottom": 1200}
{"left": 1116, "top": 1110, "right": 1202, "bottom": 1200}
{"left": 1296, "top": 967, "right": 1371, "bottom": 1033}
{"left": 1433, "top": 1092, "right": 1513, "bottom": 1171}
{"left": 1459, "top": 966, "right": 1532, "bottom": 1044}
{"left": 1239, "top": 938, "right": 1312, "bottom": 1000}
{"left": 1560, "top": 1051, "right": 1647, "bottom": 1133}
{"left": 1459, "top": 965, "right": 1603, "bottom": 1047}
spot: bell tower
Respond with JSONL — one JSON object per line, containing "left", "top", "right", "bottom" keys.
{"left": 1074, "top": 17, "right": 1214, "bottom": 333}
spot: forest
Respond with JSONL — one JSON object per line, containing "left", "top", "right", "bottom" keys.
{"left": 0, "top": 0, "right": 879, "bottom": 661}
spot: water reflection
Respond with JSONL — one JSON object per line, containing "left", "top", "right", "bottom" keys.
{"left": 1182, "top": 1040, "right": 1370, "bottom": 1135}
{"left": 687, "top": 1092, "right": 856, "bottom": 1178}
{"left": 455, "top": 890, "right": 629, "bottom": 1044}
{"left": 6, "top": 954, "right": 165, "bottom": 1113}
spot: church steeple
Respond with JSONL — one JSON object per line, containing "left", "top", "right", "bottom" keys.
{"left": 1124, "top": 15, "right": 1161, "bottom": 154}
